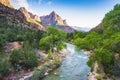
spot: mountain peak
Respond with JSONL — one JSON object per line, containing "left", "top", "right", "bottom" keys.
{"left": 19, "top": 7, "right": 27, "bottom": 12}
{"left": 41, "top": 11, "right": 68, "bottom": 26}
{"left": 0, "top": 0, "right": 13, "bottom": 8}
{"left": 19, "top": 7, "right": 41, "bottom": 22}
{"left": 50, "top": 11, "right": 56, "bottom": 15}
{"left": 19, "top": 7, "right": 30, "bottom": 20}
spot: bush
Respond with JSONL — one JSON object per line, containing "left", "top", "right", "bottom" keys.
{"left": 0, "top": 60, "right": 11, "bottom": 78}
{"left": 23, "top": 49, "right": 38, "bottom": 68}
{"left": 112, "top": 59, "right": 120, "bottom": 77}
{"left": 10, "top": 49, "right": 22, "bottom": 65}
{"left": 10, "top": 47, "right": 38, "bottom": 69}
{"left": 96, "top": 75, "right": 102, "bottom": 80}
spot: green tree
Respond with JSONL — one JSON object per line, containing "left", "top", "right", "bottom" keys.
{"left": 39, "top": 36, "right": 52, "bottom": 52}
{"left": 39, "top": 27, "right": 66, "bottom": 53}
{"left": 94, "top": 49, "right": 112, "bottom": 64}
{"left": 74, "top": 38, "right": 87, "bottom": 49}
{"left": 84, "top": 32, "right": 102, "bottom": 50}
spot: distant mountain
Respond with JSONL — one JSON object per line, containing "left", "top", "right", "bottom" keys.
{"left": 40, "top": 11, "right": 67, "bottom": 26}
{"left": 40, "top": 11, "right": 74, "bottom": 32}
{"left": 71, "top": 26, "right": 91, "bottom": 32}
{"left": 19, "top": 8, "right": 74, "bottom": 32}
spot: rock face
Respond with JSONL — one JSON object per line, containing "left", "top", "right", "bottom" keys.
{"left": 63, "top": 19, "right": 67, "bottom": 25}
{"left": 33, "top": 15, "right": 41, "bottom": 22}
{"left": 4, "top": 42, "right": 23, "bottom": 53}
{"left": 19, "top": 7, "right": 44, "bottom": 29}
{"left": 41, "top": 11, "right": 67, "bottom": 26}
{"left": 0, "top": 0, "right": 74, "bottom": 32}
{"left": 0, "top": 3, "right": 44, "bottom": 30}
{"left": 19, "top": 7, "right": 30, "bottom": 19}
{"left": 0, "top": 3, "right": 26, "bottom": 21}
{"left": 0, "top": 0, "right": 13, "bottom": 8}
{"left": 40, "top": 11, "right": 74, "bottom": 32}
{"left": 19, "top": 7, "right": 41, "bottom": 22}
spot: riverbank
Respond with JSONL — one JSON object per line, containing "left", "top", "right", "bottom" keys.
{"left": 82, "top": 50, "right": 98, "bottom": 80}
{"left": 83, "top": 50, "right": 94, "bottom": 56}
{"left": 19, "top": 44, "right": 90, "bottom": 80}
{"left": 30, "top": 48, "right": 70, "bottom": 80}
{"left": 84, "top": 51, "right": 106, "bottom": 80}
{"left": 3, "top": 48, "right": 70, "bottom": 80}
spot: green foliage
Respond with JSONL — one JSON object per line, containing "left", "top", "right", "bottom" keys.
{"left": 74, "top": 38, "right": 87, "bottom": 49}
{"left": 95, "top": 75, "right": 102, "bottom": 80}
{"left": 102, "top": 4, "right": 120, "bottom": 31}
{"left": 56, "top": 41, "right": 66, "bottom": 52}
{"left": 84, "top": 32, "right": 102, "bottom": 49}
{"left": 31, "top": 64, "right": 47, "bottom": 79}
{"left": 87, "top": 55, "right": 95, "bottom": 68}
{"left": 0, "top": 59, "right": 11, "bottom": 78}
{"left": 10, "top": 49, "right": 22, "bottom": 65}
{"left": 74, "top": 31, "right": 102, "bottom": 50}
{"left": 39, "top": 36, "right": 52, "bottom": 51}
{"left": 114, "top": 4, "right": 120, "bottom": 10}
{"left": 10, "top": 46, "right": 38, "bottom": 69}
{"left": 94, "top": 49, "right": 112, "bottom": 64}
{"left": 73, "top": 31, "right": 86, "bottom": 39}
{"left": 66, "top": 31, "right": 86, "bottom": 42}
{"left": 47, "top": 50, "right": 53, "bottom": 59}
{"left": 73, "top": 4, "right": 120, "bottom": 77}
{"left": 39, "top": 27, "right": 67, "bottom": 53}
{"left": 39, "top": 36, "right": 52, "bottom": 52}
{"left": 24, "top": 30, "right": 46, "bottom": 48}
{"left": 0, "top": 18, "right": 45, "bottom": 49}
{"left": 23, "top": 45, "right": 38, "bottom": 68}
{"left": 112, "top": 58, "right": 120, "bottom": 76}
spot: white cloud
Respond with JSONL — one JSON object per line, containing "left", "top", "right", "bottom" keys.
{"left": 10, "top": 0, "right": 29, "bottom": 9}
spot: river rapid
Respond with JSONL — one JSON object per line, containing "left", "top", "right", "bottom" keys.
{"left": 42, "top": 43, "right": 90, "bottom": 80}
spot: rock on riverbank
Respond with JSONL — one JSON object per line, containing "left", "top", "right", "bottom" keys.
{"left": 30, "top": 48, "right": 70, "bottom": 80}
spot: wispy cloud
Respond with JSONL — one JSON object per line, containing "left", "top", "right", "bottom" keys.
{"left": 38, "top": 0, "right": 52, "bottom": 6}
{"left": 10, "top": 0, "right": 29, "bottom": 9}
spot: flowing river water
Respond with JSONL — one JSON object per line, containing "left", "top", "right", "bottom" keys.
{"left": 42, "top": 43, "right": 90, "bottom": 80}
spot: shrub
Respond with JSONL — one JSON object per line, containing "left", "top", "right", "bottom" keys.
{"left": 0, "top": 60, "right": 11, "bottom": 78}
{"left": 10, "top": 47, "right": 38, "bottom": 69}
{"left": 96, "top": 75, "right": 102, "bottom": 80}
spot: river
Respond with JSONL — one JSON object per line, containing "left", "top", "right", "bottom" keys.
{"left": 42, "top": 43, "right": 90, "bottom": 80}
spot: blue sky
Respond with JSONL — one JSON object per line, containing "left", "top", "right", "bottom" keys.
{"left": 10, "top": 0, "right": 120, "bottom": 28}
